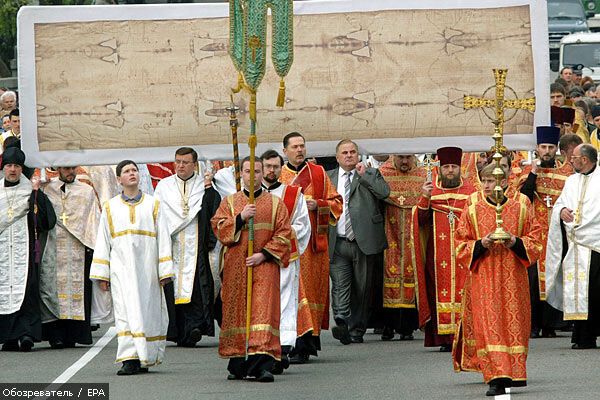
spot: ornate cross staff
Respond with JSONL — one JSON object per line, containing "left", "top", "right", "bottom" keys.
{"left": 229, "top": 0, "right": 294, "bottom": 359}
{"left": 226, "top": 95, "right": 242, "bottom": 192}
{"left": 464, "top": 69, "right": 535, "bottom": 241}
{"left": 418, "top": 153, "right": 440, "bottom": 182}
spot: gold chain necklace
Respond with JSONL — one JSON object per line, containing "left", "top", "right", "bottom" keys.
{"left": 3, "top": 184, "right": 19, "bottom": 221}
{"left": 177, "top": 174, "right": 197, "bottom": 217}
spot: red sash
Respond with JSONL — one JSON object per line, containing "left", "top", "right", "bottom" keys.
{"left": 293, "top": 163, "right": 329, "bottom": 253}
{"left": 282, "top": 185, "right": 301, "bottom": 261}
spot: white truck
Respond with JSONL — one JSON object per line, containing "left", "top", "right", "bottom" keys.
{"left": 560, "top": 32, "right": 600, "bottom": 82}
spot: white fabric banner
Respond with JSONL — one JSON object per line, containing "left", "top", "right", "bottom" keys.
{"left": 18, "top": 0, "right": 549, "bottom": 167}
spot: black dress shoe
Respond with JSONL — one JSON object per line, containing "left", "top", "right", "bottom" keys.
{"left": 332, "top": 323, "right": 352, "bottom": 345}
{"left": 19, "top": 336, "right": 34, "bottom": 352}
{"left": 381, "top": 326, "right": 394, "bottom": 341}
{"left": 439, "top": 344, "right": 452, "bottom": 352}
{"left": 50, "top": 340, "right": 65, "bottom": 349}
{"left": 399, "top": 333, "right": 414, "bottom": 341}
{"left": 188, "top": 328, "right": 202, "bottom": 344}
{"left": 289, "top": 353, "right": 309, "bottom": 364}
{"left": 256, "top": 370, "right": 274, "bottom": 383}
{"left": 571, "top": 342, "right": 597, "bottom": 349}
{"left": 227, "top": 373, "right": 244, "bottom": 380}
{"left": 91, "top": 324, "right": 100, "bottom": 332}
{"left": 117, "top": 361, "right": 140, "bottom": 375}
{"left": 485, "top": 384, "right": 505, "bottom": 396}
{"left": 1, "top": 340, "right": 19, "bottom": 352}
{"left": 350, "top": 336, "right": 364, "bottom": 344}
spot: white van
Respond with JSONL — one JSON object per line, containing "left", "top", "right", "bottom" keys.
{"left": 560, "top": 32, "right": 600, "bottom": 82}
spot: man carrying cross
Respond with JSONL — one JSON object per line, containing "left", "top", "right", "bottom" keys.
{"left": 377, "top": 154, "right": 426, "bottom": 341}
{"left": 39, "top": 166, "right": 101, "bottom": 349}
{"left": 515, "top": 126, "right": 574, "bottom": 338}
{"left": 412, "top": 146, "right": 476, "bottom": 352}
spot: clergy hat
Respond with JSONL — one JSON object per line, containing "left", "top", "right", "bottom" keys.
{"left": 536, "top": 126, "right": 560, "bottom": 146}
{"left": 436, "top": 146, "right": 462, "bottom": 166}
{"left": 1, "top": 146, "right": 25, "bottom": 169}
{"left": 592, "top": 105, "right": 600, "bottom": 119}
{"left": 551, "top": 106, "right": 575, "bottom": 125}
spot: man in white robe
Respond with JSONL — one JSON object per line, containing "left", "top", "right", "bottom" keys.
{"left": 546, "top": 144, "right": 600, "bottom": 349}
{"left": 154, "top": 147, "right": 221, "bottom": 347}
{"left": 261, "top": 150, "right": 310, "bottom": 374}
{"left": 40, "top": 166, "right": 101, "bottom": 348}
{"left": 90, "top": 160, "right": 174, "bottom": 375}
{"left": 0, "top": 147, "right": 56, "bottom": 352}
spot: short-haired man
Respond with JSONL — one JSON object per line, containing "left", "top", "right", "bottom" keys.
{"left": 559, "top": 134, "right": 584, "bottom": 165}
{"left": 560, "top": 67, "right": 573, "bottom": 86}
{"left": 0, "top": 90, "right": 17, "bottom": 116}
{"left": 550, "top": 83, "right": 566, "bottom": 107}
{"left": 547, "top": 144, "right": 600, "bottom": 349}
{"left": 211, "top": 156, "right": 292, "bottom": 382}
{"left": 453, "top": 163, "right": 542, "bottom": 396}
{"left": 516, "top": 127, "right": 574, "bottom": 338}
{"left": 154, "top": 147, "right": 221, "bottom": 348}
{"left": 260, "top": 149, "right": 310, "bottom": 373}
{"left": 90, "top": 160, "right": 174, "bottom": 375}
{"left": 40, "top": 166, "right": 101, "bottom": 348}
{"left": 328, "top": 140, "right": 390, "bottom": 344}
{"left": 279, "top": 132, "right": 343, "bottom": 363}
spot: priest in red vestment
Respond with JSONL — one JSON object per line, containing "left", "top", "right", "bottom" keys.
{"left": 412, "top": 147, "right": 476, "bottom": 351}
{"left": 452, "top": 163, "right": 542, "bottom": 396}
{"left": 211, "top": 156, "right": 292, "bottom": 383}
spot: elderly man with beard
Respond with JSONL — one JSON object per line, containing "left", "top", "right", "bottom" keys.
{"left": 377, "top": 154, "right": 426, "bottom": 341}
{"left": 40, "top": 166, "right": 101, "bottom": 349}
{"left": 516, "top": 127, "right": 574, "bottom": 339}
{"left": 412, "top": 147, "right": 476, "bottom": 352}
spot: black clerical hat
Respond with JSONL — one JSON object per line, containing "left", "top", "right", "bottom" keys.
{"left": 1, "top": 146, "right": 26, "bottom": 169}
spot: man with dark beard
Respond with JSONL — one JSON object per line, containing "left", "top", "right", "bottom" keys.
{"left": 516, "top": 126, "right": 574, "bottom": 339}
{"left": 412, "top": 147, "right": 476, "bottom": 352}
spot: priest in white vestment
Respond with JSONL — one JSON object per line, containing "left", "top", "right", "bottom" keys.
{"left": 40, "top": 166, "right": 101, "bottom": 348}
{"left": 154, "top": 148, "right": 221, "bottom": 347}
{"left": 0, "top": 147, "right": 56, "bottom": 352}
{"left": 90, "top": 160, "right": 174, "bottom": 375}
{"left": 261, "top": 150, "right": 311, "bottom": 374}
{"left": 546, "top": 144, "right": 600, "bottom": 349}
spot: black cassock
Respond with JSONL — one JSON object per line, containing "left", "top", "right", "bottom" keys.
{"left": 164, "top": 186, "right": 221, "bottom": 346}
{"left": 0, "top": 187, "right": 56, "bottom": 346}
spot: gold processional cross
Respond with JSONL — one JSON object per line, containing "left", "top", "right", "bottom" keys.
{"left": 418, "top": 153, "right": 439, "bottom": 183}
{"left": 463, "top": 69, "right": 536, "bottom": 240}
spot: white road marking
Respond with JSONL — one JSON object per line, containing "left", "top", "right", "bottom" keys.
{"left": 52, "top": 326, "right": 117, "bottom": 384}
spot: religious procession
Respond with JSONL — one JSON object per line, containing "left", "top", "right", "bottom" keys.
{"left": 1, "top": 0, "right": 600, "bottom": 399}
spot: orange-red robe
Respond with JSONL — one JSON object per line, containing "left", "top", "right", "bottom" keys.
{"left": 514, "top": 160, "right": 573, "bottom": 299}
{"left": 211, "top": 191, "right": 291, "bottom": 360}
{"left": 412, "top": 178, "right": 475, "bottom": 346}
{"left": 461, "top": 152, "right": 482, "bottom": 192}
{"left": 453, "top": 192, "right": 542, "bottom": 384}
{"left": 280, "top": 162, "right": 342, "bottom": 336}
{"left": 379, "top": 161, "right": 426, "bottom": 308}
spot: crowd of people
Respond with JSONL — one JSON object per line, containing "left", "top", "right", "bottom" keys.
{"left": 0, "top": 78, "right": 599, "bottom": 397}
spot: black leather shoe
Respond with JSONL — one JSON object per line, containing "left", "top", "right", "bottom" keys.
{"left": 350, "top": 336, "right": 364, "bottom": 344}
{"left": 117, "top": 361, "right": 140, "bottom": 375}
{"left": 399, "top": 333, "right": 414, "bottom": 341}
{"left": 49, "top": 340, "right": 65, "bottom": 349}
{"left": 271, "top": 361, "right": 284, "bottom": 375}
{"left": 332, "top": 323, "right": 352, "bottom": 345}
{"left": 1, "top": 340, "right": 19, "bottom": 352}
{"left": 189, "top": 328, "right": 202, "bottom": 344}
{"left": 571, "top": 342, "right": 597, "bottom": 349}
{"left": 439, "top": 344, "right": 452, "bottom": 352}
{"left": 227, "top": 373, "right": 243, "bottom": 380}
{"left": 289, "top": 353, "right": 309, "bottom": 364}
{"left": 486, "top": 384, "right": 505, "bottom": 396}
{"left": 91, "top": 324, "right": 100, "bottom": 332}
{"left": 256, "top": 370, "right": 274, "bottom": 383}
{"left": 381, "top": 326, "right": 394, "bottom": 341}
{"left": 19, "top": 336, "right": 34, "bottom": 352}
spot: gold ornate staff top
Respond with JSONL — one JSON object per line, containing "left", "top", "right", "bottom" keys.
{"left": 463, "top": 68, "right": 536, "bottom": 241}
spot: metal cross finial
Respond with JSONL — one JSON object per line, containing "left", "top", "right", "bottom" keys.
{"left": 418, "top": 153, "right": 440, "bottom": 182}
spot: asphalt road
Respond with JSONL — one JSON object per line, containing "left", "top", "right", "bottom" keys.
{"left": 1, "top": 326, "right": 598, "bottom": 400}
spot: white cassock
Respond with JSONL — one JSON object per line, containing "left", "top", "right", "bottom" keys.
{"left": 90, "top": 193, "right": 174, "bottom": 367}
{"left": 263, "top": 183, "right": 310, "bottom": 347}
{"left": 154, "top": 172, "right": 205, "bottom": 303}
{"left": 0, "top": 178, "right": 32, "bottom": 315}
{"left": 546, "top": 167, "right": 600, "bottom": 320}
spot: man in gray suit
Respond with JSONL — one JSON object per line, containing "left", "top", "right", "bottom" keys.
{"left": 328, "top": 139, "right": 390, "bottom": 344}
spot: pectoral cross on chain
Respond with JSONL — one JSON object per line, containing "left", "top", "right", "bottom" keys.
{"left": 182, "top": 201, "right": 190, "bottom": 217}
{"left": 60, "top": 211, "right": 69, "bottom": 226}
{"left": 7, "top": 207, "right": 14, "bottom": 221}
{"left": 543, "top": 195, "right": 553, "bottom": 208}
{"left": 447, "top": 210, "right": 457, "bottom": 225}
{"left": 418, "top": 153, "right": 440, "bottom": 182}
